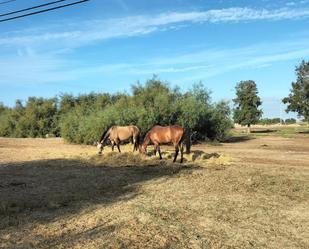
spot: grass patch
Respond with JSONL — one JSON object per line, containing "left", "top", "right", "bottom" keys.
{"left": 231, "top": 125, "right": 309, "bottom": 138}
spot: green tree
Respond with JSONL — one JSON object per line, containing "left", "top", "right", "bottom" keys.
{"left": 282, "top": 60, "right": 309, "bottom": 121}
{"left": 233, "top": 80, "right": 262, "bottom": 133}
{"left": 131, "top": 77, "right": 178, "bottom": 132}
{"left": 285, "top": 118, "right": 296, "bottom": 124}
{"left": 59, "top": 94, "right": 76, "bottom": 114}
{"left": 0, "top": 102, "right": 6, "bottom": 114}
{"left": 0, "top": 103, "right": 11, "bottom": 137}
{"left": 21, "top": 97, "right": 58, "bottom": 137}
{"left": 9, "top": 100, "right": 26, "bottom": 137}
{"left": 0, "top": 77, "right": 232, "bottom": 143}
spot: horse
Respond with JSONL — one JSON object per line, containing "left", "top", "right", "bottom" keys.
{"left": 97, "top": 125, "right": 140, "bottom": 154}
{"left": 139, "top": 125, "right": 186, "bottom": 163}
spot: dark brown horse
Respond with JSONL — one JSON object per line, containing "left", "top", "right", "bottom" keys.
{"left": 97, "top": 125, "right": 140, "bottom": 154}
{"left": 139, "top": 125, "right": 185, "bottom": 163}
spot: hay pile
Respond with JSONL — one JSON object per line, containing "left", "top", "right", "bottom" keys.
{"left": 93, "top": 144, "right": 233, "bottom": 166}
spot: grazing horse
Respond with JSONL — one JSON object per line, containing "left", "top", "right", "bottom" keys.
{"left": 97, "top": 125, "right": 140, "bottom": 154}
{"left": 139, "top": 125, "right": 185, "bottom": 163}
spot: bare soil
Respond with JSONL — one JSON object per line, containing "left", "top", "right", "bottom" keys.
{"left": 0, "top": 128, "right": 308, "bottom": 249}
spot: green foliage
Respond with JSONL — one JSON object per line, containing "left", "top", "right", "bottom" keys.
{"left": 258, "top": 118, "right": 297, "bottom": 125}
{"left": 59, "top": 92, "right": 112, "bottom": 115}
{"left": 258, "top": 118, "right": 282, "bottom": 125}
{"left": 282, "top": 60, "right": 309, "bottom": 121}
{"left": 0, "top": 78, "right": 232, "bottom": 143}
{"left": 208, "top": 101, "right": 233, "bottom": 140}
{"left": 0, "top": 98, "right": 58, "bottom": 138}
{"left": 284, "top": 118, "right": 297, "bottom": 124}
{"left": 233, "top": 80, "right": 263, "bottom": 127}
{"left": 60, "top": 78, "right": 232, "bottom": 144}
{"left": 0, "top": 104, "right": 11, "bottom": 137}
{"left": 0, "top": 102, "right": 6, "bottom": 114}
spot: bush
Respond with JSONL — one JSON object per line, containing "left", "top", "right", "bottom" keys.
{"left": 258, "top": 118, "right": 282, "bottom": 125}
{"left": 59, "top": 79, "right": 232, "bottom": 144}
{"left": 0, "top": 78, "right": 232, "bottom": 143}
{"left": 284, "top": 118, "right": 296, "bottom": 124}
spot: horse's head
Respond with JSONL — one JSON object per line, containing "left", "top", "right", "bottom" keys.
{"left": 97, "top": 142, "right": 103, "bottom": 155}
{"left": 139, "top": 144, "right": 147, "bottom": 154}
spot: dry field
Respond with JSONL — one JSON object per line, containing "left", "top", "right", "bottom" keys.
{"left": 0, "top": 126, "right": 309, "bottom": 248}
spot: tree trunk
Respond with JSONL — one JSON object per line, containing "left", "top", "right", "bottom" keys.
{"left": 247, "top": 124, "right": 251, "bottom": 134}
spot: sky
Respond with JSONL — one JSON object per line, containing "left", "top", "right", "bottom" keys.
{"left": 1, "top": 0, "right": 309, "bottom": 119}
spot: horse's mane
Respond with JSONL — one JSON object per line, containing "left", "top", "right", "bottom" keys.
{"left": 99, "top": 128, "right": 110, "bottom": 144}
{"left": 142, "top": 126, "right": 155, "bottom": 140}
{"left": 141, "top": 125, "right": 161, "bottom": 145}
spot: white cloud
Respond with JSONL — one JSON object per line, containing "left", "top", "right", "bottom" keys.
{"left": 2, "top": 36, "right": 307, "bottom": 86}
{"left": 1, "top": 7, "right": 309, "bottom": 50}
{"left": 1, "top": 5, "right": 309, "bottom": 86}
{"left": 286, "top": 2, "right": 296, "bottom": 6}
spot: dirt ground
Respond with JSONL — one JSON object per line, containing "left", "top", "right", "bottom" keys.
{"left": 0, "top": 127, "right": 309, "bottom": 248}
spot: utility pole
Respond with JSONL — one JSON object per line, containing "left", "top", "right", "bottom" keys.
{"left": 279, "top": 101, "right": 283, "bottom": 125}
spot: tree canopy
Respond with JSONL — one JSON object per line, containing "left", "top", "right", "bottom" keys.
{"left": 0, "top": 77, "right": 232, "bottom": 143}
{"left": 233, "top": 80, "right": 262, "bottom": 132}
{"left": 282, "top": 60, "right": 309, "bottom": 121}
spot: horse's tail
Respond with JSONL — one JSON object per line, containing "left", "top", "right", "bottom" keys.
{"left": 182, "top": 127, "right": 191, "bottom": 154}
{"left": 136, "top": 132, "right": 140, "bottom": 147}
{"left": 133, "top": 126, "right": 141, "bottom": 147}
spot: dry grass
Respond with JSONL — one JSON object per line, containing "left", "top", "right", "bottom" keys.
{"left": 232, "top": 123, "right": 309, "bottom": 138}
{"left": 0, "top": 127, "right": 309, "bottom": 249}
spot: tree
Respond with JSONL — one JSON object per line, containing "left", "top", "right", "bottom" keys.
{"left": 0, "top": 103, "right": 11, "bottom": 137}
{"left": 0, "top": 102, "right": 7, "bottom": 114}
{"left": 0, "top": 78, "right": 233, "bottom": 142}
{"left": 282, "top": 60, "right": 309, "bottom": 121}
{"left": 233, "top": 80, "right": 262, "bottom": 133}
{"left": 285, "top": 118, "right": 296, "bottom": 124}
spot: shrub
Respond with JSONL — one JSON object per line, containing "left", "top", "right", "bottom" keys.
{"left": 0, "top": 78, "right": 232, "bottom": 143}
{"left": 59, "top": 79, "right": 232, "bottom": 144}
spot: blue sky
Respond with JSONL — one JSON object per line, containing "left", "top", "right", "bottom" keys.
{"left": 1, "top": 0, "right": 309, "bottom": 118}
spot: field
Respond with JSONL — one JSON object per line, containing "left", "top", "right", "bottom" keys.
{"left": 0, "top": 125, "right": 309, "bottom": 249}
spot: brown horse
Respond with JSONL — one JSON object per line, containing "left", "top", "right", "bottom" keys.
{"left": 97, "top": 125, "right": 140, "bottom": 154}
{"left": 139, "top": 125, "right": 185, "bottom": 163}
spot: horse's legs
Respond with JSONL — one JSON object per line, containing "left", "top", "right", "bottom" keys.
{"left": 135, "top": 137, "right": 139, "bottom": 152}
{"left": 133, "top": 137, "right": 137, "bottom": 152}
{"left": 153, "top": 142, "right": 162, "bottom": 159}
{"left": 180, "top": 143, "right": 184, "bottom": 163}
{"left": 111, "top": 141, "right": 115, "bottom": 151}
{"left": 116, "top": 140, "right": 121, "bottom": 153}
{"left": 157, "top": 146, "right": 162, "bottom": 160}
{"left": 173, "top": 144, "right": 179, "bottom": 163}
{"left": 135, "top": 134, "right": 140, "bottom": 152}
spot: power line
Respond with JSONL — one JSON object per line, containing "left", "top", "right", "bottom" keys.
{"left": 0, "top": 0, "right": 16, "bottom": 5}
{"left": 0, "top": 0, "right": 66, "bottom": 17}
{"left": 0, "top": 0, "right": 90, "bottom": 23}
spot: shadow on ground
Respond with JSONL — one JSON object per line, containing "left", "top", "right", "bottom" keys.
{"left": 223, "top": 135, "right": 254, "bottom": 143}
{"left": 251, "top": 129, "right": 278, "bottom": 133}
{"left": 299, "top": 130, "right": 309, "bottom": 134}
{"left": 0, "top": 157, "right": 199, "bottom": 230}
